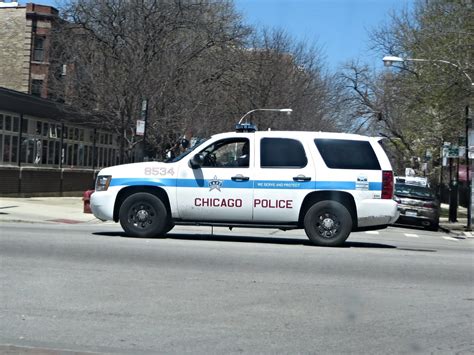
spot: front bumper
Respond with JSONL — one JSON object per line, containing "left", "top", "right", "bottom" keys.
{"left": 90, "top": 187, "right": 121, "bottom": 221}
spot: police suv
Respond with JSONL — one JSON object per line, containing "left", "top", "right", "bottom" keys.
{"left": 91, "top": 123, "right": 398, "bottom": 247}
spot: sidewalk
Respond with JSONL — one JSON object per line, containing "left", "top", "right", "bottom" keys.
{"left": 0, "top": 197, "right": 473, "bottom": 237}
{"left": 0, "top": 197, "right": 99, "bottom": 224}
{"left": 439, "top": 203, "right": 473, "bottom": 237}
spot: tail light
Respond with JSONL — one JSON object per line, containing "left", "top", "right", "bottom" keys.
{"left": 423, "top": 202, "right": 436, "bottom": 208}
{"left": 382, "top": 170, "right": 394, "bottom": 199}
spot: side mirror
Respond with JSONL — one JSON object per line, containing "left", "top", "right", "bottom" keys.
{"left": 189, "top": 153, "right": 204, "bottom": 169}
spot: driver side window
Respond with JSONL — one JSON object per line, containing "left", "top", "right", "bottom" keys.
{"left": 201, "top": 138, "right": 249, "bottom": 168}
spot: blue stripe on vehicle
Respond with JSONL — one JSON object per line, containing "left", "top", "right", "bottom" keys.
{"left": 176, "top": 179, "right": 254, "bottom": 189}
{"left": 369, "top": 182, "right": 382, "bottom": 190}
{"left": 314, "top": 181, "right": 356, "bottom": 190}
{"left": 109, "top": 178, "right": 382, "bottom": 191}
{"left": 109, "top": 178, "right": 176, "bottom": 187}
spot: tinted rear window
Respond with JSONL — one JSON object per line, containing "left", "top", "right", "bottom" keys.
{"left": 395, "top": 184, "right": 435, "bottom": 199}
{"left": 261, "top": 138, "right": 307, "bottom": 168}
{"left": 314, "top": 139, "right": 380, "bottom": 170}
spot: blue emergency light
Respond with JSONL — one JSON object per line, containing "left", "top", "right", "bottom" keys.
{"left": 235, "top": 122, "right": 257, "bottom": 132}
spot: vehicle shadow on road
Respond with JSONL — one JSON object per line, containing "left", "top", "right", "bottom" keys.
{"left": 93, "top": 231, "right": 397, "bottom": 249}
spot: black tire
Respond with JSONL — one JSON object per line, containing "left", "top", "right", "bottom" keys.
{"left": 304, "top": 200, "right": 353, "bottom": 247}
{"left": 119, "top": 192, "right": 169, "bottom": 238}
{"left": 426, "top": 220, "right": 439, "bottom": 231}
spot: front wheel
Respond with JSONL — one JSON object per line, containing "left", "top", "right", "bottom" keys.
{"left": 119, "top": 192, "right": 169, "bottom": 238}
{"left": 304, "top": 200, "right": 352, "bottom": 247}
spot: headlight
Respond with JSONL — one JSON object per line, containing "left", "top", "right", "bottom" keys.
{"left": 96, "top": 175, "right": 112, "bottom": 191}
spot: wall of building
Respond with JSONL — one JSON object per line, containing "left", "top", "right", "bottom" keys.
{"left": 0, "top": 165, "right": 97, "bottom": 196}
{"left": 27, "top": 3, "right": 59, "bottom": 98}
{"left": 0, "top": 109, "right": 120, "bottom": 169}
{"left": 0, "top": 6, "right": 30, "bottom": 93}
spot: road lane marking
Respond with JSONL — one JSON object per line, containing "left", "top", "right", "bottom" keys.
{"left": 405, "top": 233, "right": 419, "bottom": 238}
{"left": 365, "top": 231, "right": 379, "bottom": 235}
{"left": 443, "top": 236, "right": 459, "bottom": 242}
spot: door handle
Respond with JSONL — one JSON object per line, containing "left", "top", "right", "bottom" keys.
{"left": 232, "top": 175, "right": 250, "bottom": 182}
{"left": 293, "top": 175, "right": 311, "bottom": 182}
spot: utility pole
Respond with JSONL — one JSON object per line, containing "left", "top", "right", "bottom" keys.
{"left": 140, "top": 99, "right": 148, "bottom": 162}
{"left": 466, "top": 105, "right": 472, "bottom": 230}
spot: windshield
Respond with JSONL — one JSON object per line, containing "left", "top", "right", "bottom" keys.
{"left": 394, "top": 183, "right": 435, "bottom": 199}
{"left": 165, "top": 137, "right": 209, "bottom": 163}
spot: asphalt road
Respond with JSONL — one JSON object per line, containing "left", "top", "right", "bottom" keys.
{"left": 1, "top": 223, "right": 473, "bottom": 354}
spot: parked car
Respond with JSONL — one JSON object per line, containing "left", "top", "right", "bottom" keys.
{"left": 393, "top": 178, "right": 440, "bottom": 230}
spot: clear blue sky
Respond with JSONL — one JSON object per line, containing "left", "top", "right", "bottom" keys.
{"left": 27, "top": 0, "right": 414, "bottom": 72}
{"left": 233, "top": 0, "right": 414, "bottom": 71}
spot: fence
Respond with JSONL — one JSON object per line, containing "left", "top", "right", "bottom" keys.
{"left": 0, "top": 166, "right": 97, "bottom": 196}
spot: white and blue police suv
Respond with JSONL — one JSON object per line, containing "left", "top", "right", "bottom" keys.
{"left": 91, "top": 123, "right": 398, "bottom": 247}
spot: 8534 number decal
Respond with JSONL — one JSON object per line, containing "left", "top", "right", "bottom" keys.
{"left": 144, "top": 167, "right": 175, "bottom": 176}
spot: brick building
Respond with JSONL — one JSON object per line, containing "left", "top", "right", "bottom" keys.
{"left": 0, "top": 1, "right": 58, "bottom": 98}
{"left": 0, "top": 2, "right": 124, "bottom": 196}
{"left": 0, "top": 86, "right": 121, "bottom": 196}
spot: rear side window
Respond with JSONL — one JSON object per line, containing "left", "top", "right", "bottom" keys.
{"left": 314, "top": 139, "right": 380, "bottom": 170}
{"left": 261, "top": 138, "right": 307, "bottom": 168}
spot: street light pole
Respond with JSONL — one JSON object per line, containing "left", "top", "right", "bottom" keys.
{"left": 466, "top": 105, "right": 472, "bottom": 230}
{"left": 238, "top": 108, "right": 293, "bottom": 125}
{"left": 383, "top": 55, "right": 473, "bottom": 230}
{"left": 383, "top": 56, "right": 474, "bottom": 84}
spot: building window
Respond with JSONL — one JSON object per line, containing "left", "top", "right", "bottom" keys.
{"left": 33, "top": 36, "right": 45, "bottom": 62}
{"left": 3, "top": 135, "right": 11, "bottom": 163}
{"left": 22, "top": 118, "right": 28, "bottom": 134}
{"left": 12, "top": 117, "right": 19, "bottom": 132}
{"left": 11, "top": 136, "right": 18, "bottom": 163}
{"left": 5, "top": 116, "right": 11, "bottom": 131}
{"left": 31, "top": 80, "right": 43, "bottom": 97}
{"left": 48, "top": 141, "right": 55, "bottom": 164}
{"left": 54, "top": 141, "right": 60, "bottom": 165}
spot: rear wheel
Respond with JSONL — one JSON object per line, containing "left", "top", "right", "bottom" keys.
{"left": 119, "top": 192, "right": 169, "bottom": 238}
{"left": 304, "top": 200, "right": 352, "bottom": 247}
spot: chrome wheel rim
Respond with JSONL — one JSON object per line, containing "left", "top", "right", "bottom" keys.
{"left": 128, "top": 203, "right": 156, "bottom": 229}
{"left": 315, "top": 212, "right": 340, "bottom": 239}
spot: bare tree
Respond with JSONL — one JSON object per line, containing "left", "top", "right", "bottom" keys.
{"left": 49, "top": 0, "right": 250, "bottom": 161}
{"left": 339, "top": 0, "right": 472, "bottom": 177}
{"left": 218, "top": 28, "right": 344, "bottom": 132}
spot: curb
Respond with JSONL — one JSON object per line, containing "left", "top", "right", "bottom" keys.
{"left": 439, "top": 225, "right": 473, "bottom": 238}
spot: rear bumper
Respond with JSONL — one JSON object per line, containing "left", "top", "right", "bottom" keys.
{"left": 397, "top": 205, "right": 439, "bottom": 221}
{"left": 357, "top": 199, "right": 399, "bottom": 228}
{"left": 396, "top": 215, "right": 439, "bottom": 227}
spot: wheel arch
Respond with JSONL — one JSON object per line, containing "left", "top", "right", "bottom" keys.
{"left": 298, "top": 190, "right": 357, "bottom": 229}
{"left": 113, "top": 185, "right": 171, "bottom": 222}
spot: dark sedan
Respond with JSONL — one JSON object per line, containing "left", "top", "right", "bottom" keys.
{"left": 394, "top": 182, "right": 440, "bottom": 231}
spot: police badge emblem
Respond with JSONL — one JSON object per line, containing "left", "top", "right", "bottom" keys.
{"left": 209, "top": 176, "right": 223, "bottom": 191}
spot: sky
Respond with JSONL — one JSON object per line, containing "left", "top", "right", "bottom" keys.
{"left": 233, "top": 0, "right": 414, "bottom": 71}
{"left": 21, "top": 0, "right": 414, "bottom": 72}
